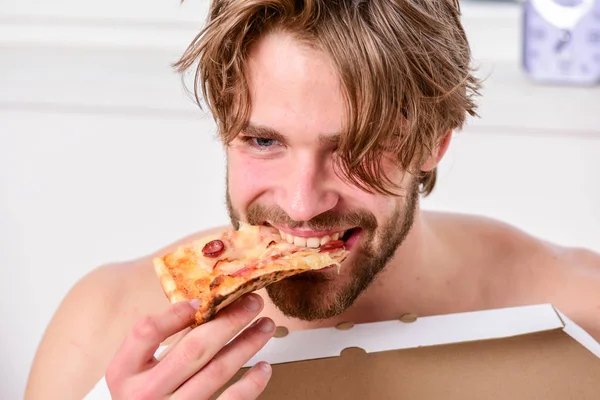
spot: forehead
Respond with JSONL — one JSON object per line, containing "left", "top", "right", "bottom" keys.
{"left": 245, "top": 31, "right": 346, "bottom": 141}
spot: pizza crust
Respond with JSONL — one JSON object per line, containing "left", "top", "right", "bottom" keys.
{"left": 153, "top": 257, "right": 190, "bottom": 303}
{"left": 195, "top": 268, "right": 310, "bottom": 326}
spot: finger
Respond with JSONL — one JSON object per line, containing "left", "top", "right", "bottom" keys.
{"left": 217, "top": 361, "right": 272, "bottom": 400}
{"left": 144, "top": 293, "right": 264, "bottom": 394}
{"left": 173, "top": 317, "right": 275, "bottom": 400}
{"left": 110, "top": 300, "right": 197, "bottom": 378}
{"left": 155, "top": 327, "right": 192, "bottom": 362}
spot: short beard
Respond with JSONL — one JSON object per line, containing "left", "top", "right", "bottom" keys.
{"left": 225, "top": 179, "right": 419, "bottom": 321}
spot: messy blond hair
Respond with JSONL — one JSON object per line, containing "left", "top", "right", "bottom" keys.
{"left": 174, "top": 0, "right": 481, "bottom": 196}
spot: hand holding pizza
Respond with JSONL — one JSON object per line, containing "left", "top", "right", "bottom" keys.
{"left": 104, "top": 224, "right": 348, "bottom": 399}
{"left": 105, "top": 293, "right": 275, "bottom": 399}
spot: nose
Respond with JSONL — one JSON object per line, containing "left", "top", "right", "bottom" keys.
{"left": 274, "top": 154, "right": 339, "bottom": 222}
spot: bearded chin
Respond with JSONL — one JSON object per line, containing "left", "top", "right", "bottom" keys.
{"left": 264, "top": 241, "right": 386, "bottom": 321}
{"left": 225, "top": 179, "right": 420, "bottom": 322}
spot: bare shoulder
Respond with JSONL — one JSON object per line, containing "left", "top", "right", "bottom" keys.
{"left": 542, "top": 245, "right": 600, "bottom": 341}
{"left": 424, "top": 210, "right": 546, "bottom": 260}
{"left": 25, "top": 262, "right": 151, "bottom": 400}
{"left": 25, "top": 225, "right": 229, "bottom": 400}
{"left": 426, "top": 210, "right": 600, "bottom": 340}
{"left": 428, "top": 209, "right": 600, "bottom": 283}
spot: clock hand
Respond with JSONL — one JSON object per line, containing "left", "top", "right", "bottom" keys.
{"left": 554, "top": 30, "right": 572, "bottom": 53}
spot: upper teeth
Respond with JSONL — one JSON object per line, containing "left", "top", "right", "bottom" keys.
{"left": 279, "top": 230, "right": 345, "bottom": 248}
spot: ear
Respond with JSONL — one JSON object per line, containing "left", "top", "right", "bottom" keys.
{"left": 420, "top": 130, "right": 452, "bottom": 172}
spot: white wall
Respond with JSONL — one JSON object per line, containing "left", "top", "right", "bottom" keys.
{"left": 1, "top": 1, "right": 599, "bottom": 398}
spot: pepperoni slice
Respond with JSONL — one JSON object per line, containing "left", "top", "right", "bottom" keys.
{"left": 202, "top": 239, "right": 225, "bottom": 258}
{"left": 319, "top": 240, "right": 345, "bottom": 252}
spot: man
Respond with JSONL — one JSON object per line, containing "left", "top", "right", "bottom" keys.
{"left": 25, "top": 0, "right": 600, "bottom": 399}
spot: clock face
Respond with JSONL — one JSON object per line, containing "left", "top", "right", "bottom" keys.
{"left": 523, "top": 0, "right": 600, "bottom": 85}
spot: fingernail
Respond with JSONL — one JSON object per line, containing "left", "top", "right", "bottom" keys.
{"left": 188, "top": 299, "right": 200, "bottom": 310}
{"left": 257, "top": 317, "right": 275, "bottom": 333}
{"left": 243, "top": 294, "right": 261, "bottom": 312}
{"left": 257, "top": 361, "right": 271, "bottom": 374}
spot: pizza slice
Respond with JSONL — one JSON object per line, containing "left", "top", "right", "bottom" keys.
{"left": 153, "top": 222, "right": 349, "bottom": 326}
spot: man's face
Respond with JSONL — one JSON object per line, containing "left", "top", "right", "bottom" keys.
{"left": 225, "top": 32, "right": 419, "bottom": 321}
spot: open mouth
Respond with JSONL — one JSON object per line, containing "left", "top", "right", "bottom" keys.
{"left": 263, "top": 224, "right": 361, "bottom": 279}
{"left": 271, "top": 225, "right": 360, "bottom": 250}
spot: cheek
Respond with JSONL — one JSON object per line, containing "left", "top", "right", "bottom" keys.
{"left": 227, "top": 150, "right": 281, "bottom": 208}
{"left": 342, "top": 179, "right": 398, "bottom": 216}
{"left": 340, "top": 155, "right": 408, "bottom": 216}
{"left": 353, "top": 191, "right": 397, "bottom": 220}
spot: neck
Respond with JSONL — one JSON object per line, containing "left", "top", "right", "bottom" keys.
{"left": 336, "top": 209, "right": 453, "bottom": 323}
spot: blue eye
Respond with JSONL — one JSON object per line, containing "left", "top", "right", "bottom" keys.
{"left": 238, "top": 135, "right": 283, "bottom": 155}
{"left": 253, "top": 138, "right": 276, "bottom": 147}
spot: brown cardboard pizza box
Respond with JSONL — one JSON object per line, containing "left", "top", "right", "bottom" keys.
{"left": 214, "top": 304, "right": 600, "bottom": 399}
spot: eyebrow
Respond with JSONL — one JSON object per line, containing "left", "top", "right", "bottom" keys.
{"left": 242, "top": 123, "right": 286, "bottom": 143}
{"left": 242, "top": 122, "right": 341, "bottom": 147}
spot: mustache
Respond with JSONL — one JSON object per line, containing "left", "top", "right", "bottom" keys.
{"left": 246, "top": 203, "right": 378, "bottom": 232}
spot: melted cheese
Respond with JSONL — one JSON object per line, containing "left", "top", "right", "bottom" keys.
{"left": 157, "top": 223, "right": 348, "bottom": 299}
{"left": 154, "top": 223, "right": 351, "bottom": 325}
